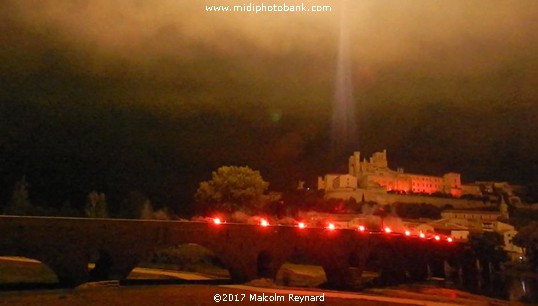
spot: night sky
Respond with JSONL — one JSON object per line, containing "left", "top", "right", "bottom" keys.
{"left": 1, "top": 1, "right": 537, "bottom": 213}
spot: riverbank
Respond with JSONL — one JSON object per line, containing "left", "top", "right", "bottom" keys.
{"left": 0, "top": 283, "right": 519, "bottom": 306}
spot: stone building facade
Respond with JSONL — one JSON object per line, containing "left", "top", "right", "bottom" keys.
{"left": 318, "top": 150, "right": 462, "bottom": 197}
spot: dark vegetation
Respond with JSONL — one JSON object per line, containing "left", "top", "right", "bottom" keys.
{"left": 394, "top": 203, "right": 442, "bottom": 219}
{"left": 516, "top": 182, "right": 538, "bottom": 204}
{"left": 194, "top": 166, "right": 269, "bottom": 215}
{"left": 508, "top": 209, "right": 538, "bottom": 230}
{"left": 1, "top": 177, "right": 169, "bottom": 220}
{"left": 513, "top": 221, "right": 538, "bottom": 272}
{"left": 468, "top": 232, "right": 508, "bottom": 269}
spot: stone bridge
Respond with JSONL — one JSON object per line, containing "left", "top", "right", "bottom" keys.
{"left": 0, "top": 216, "right": 456, "bottom": 288}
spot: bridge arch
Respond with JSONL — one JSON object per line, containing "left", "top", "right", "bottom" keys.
{"left": 0, "top": 256, "right": 59, "bottom": 286}
{"left": 1, "top": 248, "right": 90, "bottom": 286}
{"left": 257, "top": 250, "right": 273, "bottom": 278}
{"left": 362, "top": 236, "right": 409, "bottom": 286}
{"left": 88, "top": 250, "right": 113, "bottom": 281}
{"left": 132, "top": 243, "right": 230, "bottom": 280}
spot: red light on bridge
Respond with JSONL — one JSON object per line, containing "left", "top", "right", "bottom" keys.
{"left": 358, "top": 225, "right": 366, "bottom": 232}
{"left": 213, "top": 218, "right": 222, "bottom": 225}
{"left": 327, "top": 223, "right": 335, "bottom": 231}
{"left": 384, "top": 227, "right": 392, "bottom": 234}
{"left": 434, "top": 235, "right": 441, "bottom": 241}
{"left": 260, "top": 219, "right": 269, "bottom": 227}
{"left": 297, "top": 222, "right": 306, "bottom": 229}
{"left": 405, "top": 230, "right": 410, "bottom": 236}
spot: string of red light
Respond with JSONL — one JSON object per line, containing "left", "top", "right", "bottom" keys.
{"left": 211, "top": 217, "right": 453, "bottom": 243}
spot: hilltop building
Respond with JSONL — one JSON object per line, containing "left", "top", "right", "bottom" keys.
{"left": 318, "top": 150, "right": 462, "bottom": 197}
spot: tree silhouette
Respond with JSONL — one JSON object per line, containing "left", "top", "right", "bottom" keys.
{"left": 195, "top": 166, "right": 269, "bottom": 214}
{"left": 513, "top": 221, "right": 538, "bottom": 271}
{"left": 6, "top": 176, "right": 33, "bottom": 215}
{"left": 84, "top": 191, "right": 109, "bottom": 218}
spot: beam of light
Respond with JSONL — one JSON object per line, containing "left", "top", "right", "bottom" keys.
{"left": 331, "top": 0, "right": 356, "bottom": 154}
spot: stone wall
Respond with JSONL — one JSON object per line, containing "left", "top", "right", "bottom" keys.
{"left": 326, "top": 189, "right": 494, "bottom": 209}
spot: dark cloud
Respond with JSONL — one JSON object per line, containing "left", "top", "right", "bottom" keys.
{"left": 1, "top": 0, "right": 537, "bottom": 212}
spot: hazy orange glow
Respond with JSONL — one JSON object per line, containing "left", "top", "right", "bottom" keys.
{"left": 447, "top": 237, "right": 453, "bottom": 243}
{"left": 434, "top": 235, "right": 441, "bottom": 241}
{"left": 213, "top": 217, "right": 222, "bottom": 225}
{"left": 327, "top": 223, "right": 335, "bottom": 231}
{"left": 358, "top": 225, "right": 365, "bottom": 232}
{"left": 297, "top": 222, "right": 306, "bottom": 229}
{"left": 419, "top": 232, "right": 426, "bottom": 239}
{"left": 405, "top": 230, "right": 411, "bottom": 236}
{"left": 260, "top": 218, "right": 269, "bottom": 227}
{"left": 384, "top": 227, "right": 392, "bottom": 234}
{"left": 2, "top": 0, "right": 537, "bottom": 226}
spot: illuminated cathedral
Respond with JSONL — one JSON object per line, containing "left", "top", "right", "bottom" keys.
{"left": 318, "top": 150, "right": 462, "bottom": 197}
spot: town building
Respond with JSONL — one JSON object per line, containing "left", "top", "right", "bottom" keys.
{"left": 434, "top": 209, "right": 523, "bottom": 261}
{"left": 440, "top": 210, "right": 503, "bottom": 232}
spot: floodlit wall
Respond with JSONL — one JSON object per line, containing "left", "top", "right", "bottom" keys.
{"left": 325, "top": 188, "right": 492, "bottom": 209}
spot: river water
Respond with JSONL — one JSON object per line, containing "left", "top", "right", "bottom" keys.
{"left": 441, "top": 271, "right": 538, "bottom": 303}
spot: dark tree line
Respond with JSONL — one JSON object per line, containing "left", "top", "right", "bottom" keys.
{"left": 1, "top": 176, "right": 164, "bottom": 220}
{"left": 513, "top": 221, "right": 538, "bottom": 271}
{"left": 394, "top": 203, "right": 442, "bottom": 219}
